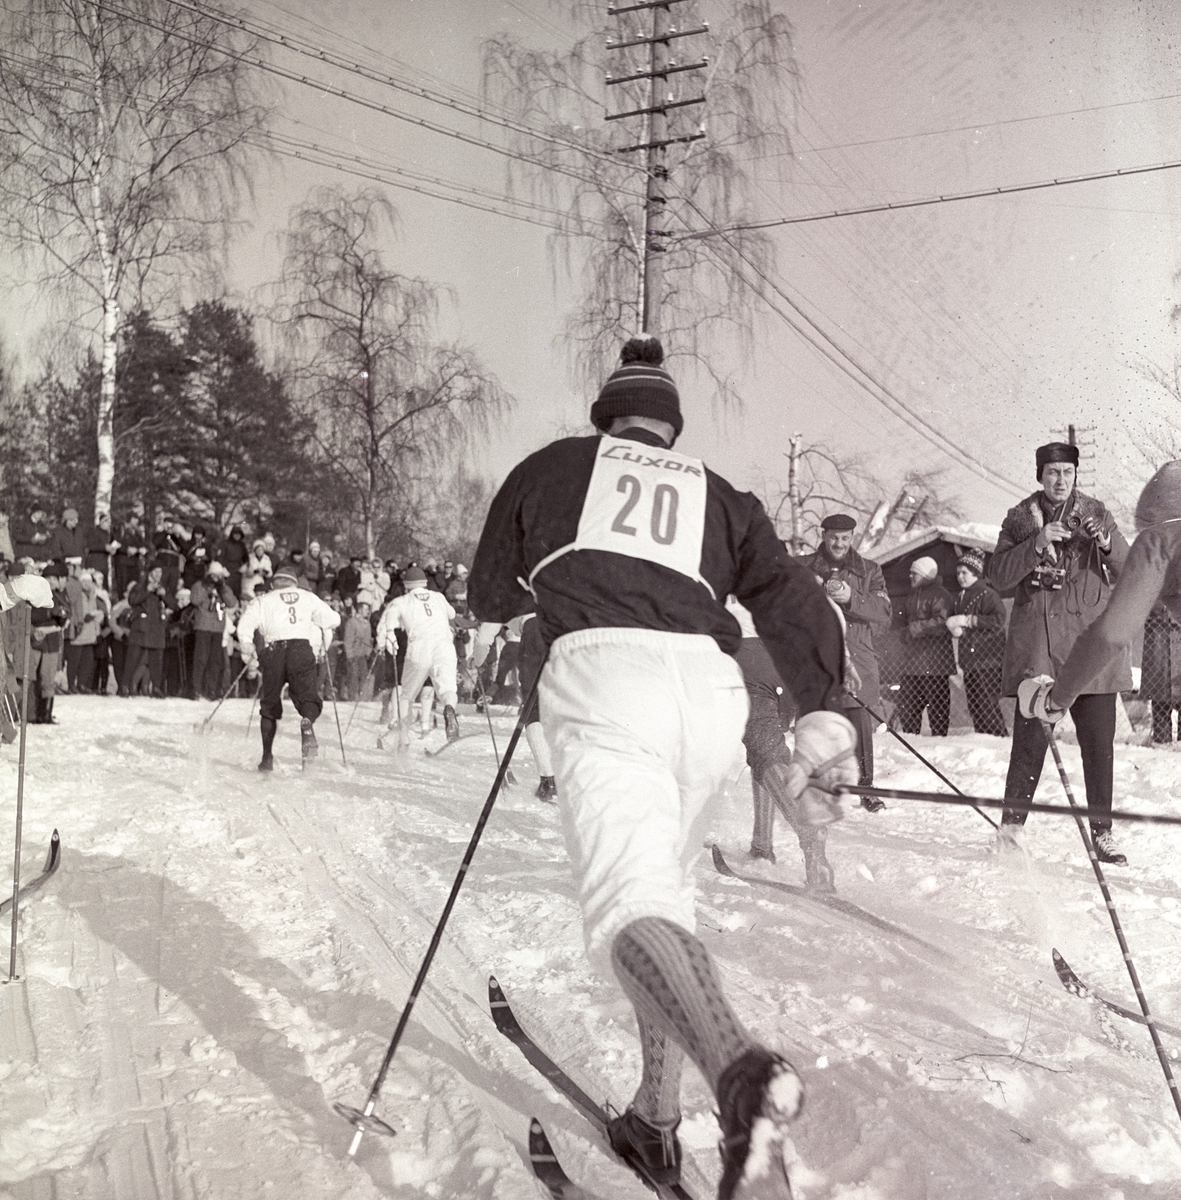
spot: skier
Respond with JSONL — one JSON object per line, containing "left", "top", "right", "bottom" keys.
{"left": 236, "top": 566, "right": 341, "bottom": 771}
{"left": 375, "top": 565, "right": 461, "bottom": 743}
{"left": 468, "top": 335, "right": 854, "bottom": 1200}
{"left": 1022, "top": 459, "right": 1181, "bottom": 736}
{"left": 472, "top": 613, "right": 556, "bottom": 799}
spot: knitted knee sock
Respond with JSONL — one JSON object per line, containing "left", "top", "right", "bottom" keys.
{"left": 260, "top": 716, "right": 277, "bottom": 757}
{"left": 750, "top": 776, "right": 775, "bottom": 855}
{"left": 631, "top": 1013, "right": 686, "bottom": 1125}
{"left": 612, "top": 917, "right": 755, "bottom": 1097}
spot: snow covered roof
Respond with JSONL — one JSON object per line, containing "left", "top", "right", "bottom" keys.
{"left": 864, "top": 522, "right": 1001, "bottom": 565}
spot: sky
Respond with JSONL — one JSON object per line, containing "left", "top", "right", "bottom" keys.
{"left": 6, "top": 0, "right": 1181, "bottom": 532}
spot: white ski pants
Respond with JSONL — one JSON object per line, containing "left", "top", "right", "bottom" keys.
{"left": 400, "top": 636, "right": 459, "bottom": 712}
{"left": 541, "top": 627, "right": 748, "bottom": 976}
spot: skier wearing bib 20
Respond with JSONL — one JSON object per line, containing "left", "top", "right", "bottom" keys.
{"left": 236, "top": 568, "right": 341, "bottom": 771}
{"left": 468, "top": 336, "right": 855, "bottom": 1200}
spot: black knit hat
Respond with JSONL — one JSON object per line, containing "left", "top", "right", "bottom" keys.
{"left": 590, "top": 336, "right": 683, "bottom": 438}
{"left": 956, "top": 548, "right": 986, "bottom": 578}
{"left": 1035, "top": 442, "right": 1079, "bottom": 480}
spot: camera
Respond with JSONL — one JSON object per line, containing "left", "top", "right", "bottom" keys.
{"left": 1030, "top": 563, "right": 1066, "bottom": 591}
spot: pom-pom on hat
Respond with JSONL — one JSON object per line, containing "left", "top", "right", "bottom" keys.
{"left": 590, "top": 335, "right": 683, "bottom": 439}
{"left": 1035, "top": 442, "right": 1079, "bottom": 480}
{"left": 1135, "top": 460, "right": 1181, "bottom": 530}
{"left": 910, "top": 556, "right": 938, "bottom": 582}
{"left": 820, "top": 513, "right": 857, "bottom": 532}
{"left": 402, "top": 566, "right": 427, "bottom": 586}
{"left": 956, "top": 548, "right": 986, "bottom": 578}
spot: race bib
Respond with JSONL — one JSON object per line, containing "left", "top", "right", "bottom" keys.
{"left": 532, "top": 437, "right": 709, "bottom": 590}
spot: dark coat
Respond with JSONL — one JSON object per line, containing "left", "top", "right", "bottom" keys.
{"left": 128, "top": 580, "right": 177, "bottom": 649}
{"left": 798, "top": 545, "right": 890, "bottom": 708}
{"left": 335, "top": 564, "right": 362, "bottom": 601}
{"left": 85, "top": 524, "right": 114, "bottom": 581}
{"left": 951, "top": 579, "right": 1007, "bottom": 671}
{"left": 46, "top": 523, "right": 87, "bottom": 563}
{"left": 899, "top": 577, "right": 955, "bottom": 676}
{"left": 11, "top": 515, "right": 51, "bottom": 562}
{"left": 988, "top": 489, "right": 1130, "bottom": 696}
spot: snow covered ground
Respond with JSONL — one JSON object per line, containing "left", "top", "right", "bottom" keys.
{"left": 3, "top": 695, "right": 1181, "bottom": 1199}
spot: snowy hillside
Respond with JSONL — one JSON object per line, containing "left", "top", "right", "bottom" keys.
{"left": 3, "top": 697, "right": 1181, "bottom": 1199}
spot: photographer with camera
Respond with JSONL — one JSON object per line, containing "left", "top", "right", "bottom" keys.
{"left": 987, "top": 441, "right": 1131, "bottom": 863}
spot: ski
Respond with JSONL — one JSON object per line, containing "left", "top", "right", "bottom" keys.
{"left": 1052, "top": 949, "right": 1181, "bottom": 1039}
{"left": 424, "top": 732, "right": 486, "bottom": 757}
{"left": 711, "top": 845, "right": 950, "bottom": 958}
{"left": 1, "top": 829, "right": 62, "bottom": 917}
{"left": 530, "top": 1118, "right": 608, "bottom": 1200}
{"left": 489, "top": 975, "right": 698, "bottom": 1200}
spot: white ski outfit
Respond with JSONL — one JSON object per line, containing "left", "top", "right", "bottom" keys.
{"left": 376, "top": 586, "right": 459, "bottom": 711}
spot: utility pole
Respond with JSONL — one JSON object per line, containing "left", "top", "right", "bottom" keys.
{"left": 606, "top": 2, "right": 707, "bottom": 335}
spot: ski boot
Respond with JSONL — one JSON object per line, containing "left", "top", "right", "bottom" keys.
{"left": 748, "top": 844, "right": 776, "bottom": 864}
{"left": 716, "top": 1048, "right": 804, "bottom": 1200}
{"left": 802, "top": 830, "right": 835, "bottom": 894}
{"left": 1093, "top": 830, "right": 1127, "bottom": 866}
{"left": 300, "top": 717, "right": 318, "bottom": 764}
{"left": 258, "top": 754, "right": 274, "bottom": 773}
{"left": 379, "top": 692, "right": 391, "bottom": 725}
{"left": 444, "top": 704, "right": 460, "bottom": 742}
{"left": 606, "top": 1109, "right": 682, "bottom": 1187}
{"left": 535, "top": 775, "right": 557, "bottom": 802}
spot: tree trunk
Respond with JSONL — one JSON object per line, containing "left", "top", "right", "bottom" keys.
{"left": 787, "top": 433, "right": 802, "bottom": 554}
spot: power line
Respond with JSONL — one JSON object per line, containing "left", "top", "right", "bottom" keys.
{"left": 668, "top": 189, "right": 1027, "bottom": 498}
{"left": 682, "top": 156, "right": 1181, "bottom": 236}
{"left": 89, "top": 0, "right": 647, "bottom": 200}
{"left": 162, "top": 0, "right": 630, "bottom": 173}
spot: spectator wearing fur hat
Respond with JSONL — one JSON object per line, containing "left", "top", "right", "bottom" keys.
{"left": 895, "top": 556, "right": 955, "bottom": 736}
{"left": 189, "top": 563, "right": 238, "bottom": 699}
{"left": 988, "top": 441, "right": 1130, "bottom": 863}
{"left": 241, "top": 538, "right": 273, "bottom": 599}
{"left": 798, "top": 512, "right": 891, "bottom": 809}
{"left": 947, "top": 548, "right": 1008, "bottom": 736}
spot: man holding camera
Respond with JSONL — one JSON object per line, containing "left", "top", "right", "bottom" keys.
{"left": 988, "top": 441, "right": 1130, "bottom": 863}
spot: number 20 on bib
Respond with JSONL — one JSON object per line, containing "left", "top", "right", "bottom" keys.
{"left": 574, "top": 436, "right": 708, "bottom": 583}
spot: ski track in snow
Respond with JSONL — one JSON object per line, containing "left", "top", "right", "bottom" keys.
{"left": 3, "top": 698, "right": 1181, "bottom": 1198}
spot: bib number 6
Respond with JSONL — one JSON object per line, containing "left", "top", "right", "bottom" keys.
{"left": 611, "top": 474, "right": 679, "bottom": 546}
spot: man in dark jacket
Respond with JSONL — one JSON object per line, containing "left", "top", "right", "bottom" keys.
{"left": 12, "top": 506, "right": 51, "bottom": 564}
{"left": 895, "top": 556, "right": 955, "bottom": 735}
{"left": 468, "top": 336, "right": 854, "bottom": 1199}
{"left": 46, "top": 506, "right": 88, "bottom": 565}
{"left": 988, "top": 441, "right": 1129, "bottom": 863}
{"left": 220, "top": 525, "right": 250, "bottom": 596}
{"left": 799, "top": 512, "right": 891, "bottom": 809}
{"left": 334, "top": 554, "right": 362, "bottom": 605}
{"left": 114, "top": 504, "right": 148, "bottom": 595}
{"left": 85, "top": 511, "right": 118, "bottom": 589}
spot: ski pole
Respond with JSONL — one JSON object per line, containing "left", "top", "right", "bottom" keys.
{"left": 836, "top": 785, "right": 1181, "bottom": 828}
{"left": 472, "top": 669, "right": 515, "bottom": 787}
{"left": 336, "top": 669, "right": 542, "bottom": 1153}
{"left": 853, "top": 698, "right": 997, "bottom": 829}
{"left": 195, "top": 662, "right": 250, "bottom": 734}
{"left": 344, "top": 651, "right": 379, "bottom": 737}
{"left": 7, "top": 604, "right": 33, "bottom": 982}
{"left": 1044, "top": 724, "right": 1181, "bottom": 1126}
{"left": 244, "top": 676, "right": 261, "bottom": 739}
{"left": 322, "top": 651, "right": 348, "bottom": 768}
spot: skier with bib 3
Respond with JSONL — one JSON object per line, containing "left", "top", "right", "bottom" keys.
{"left": 236, "top": 567, "right": 341, "bottom": 771}
{"left": 468, "top": 336, "right": 854, "bottom": 1200}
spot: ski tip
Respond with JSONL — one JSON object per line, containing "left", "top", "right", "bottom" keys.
{"left": 489, "top": 975, "right": 507, "bottom": 1004}
{"left": 711, "top": 843, "right": 733, "bottom": 875}
{"left": 529, "top": 1117, "right": 557, "bottom": 1159}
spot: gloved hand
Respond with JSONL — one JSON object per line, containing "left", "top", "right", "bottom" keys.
{"left": 8, "top": 574, "right": 53, "bottom": 608}
{"left": 784, "top": 710, "right": 859, "bottom": 827}
{"left": 245, "top": 657, "right": 259, "bottom": 680}
{"left": 945, "top": 614, "right": 969, "bottom": 636}
{"left": 1017, "top": 674, "right": 1066, "bottom": 722}
{"left": 1081, "top": 516, "right": 1111, "bottom": 552}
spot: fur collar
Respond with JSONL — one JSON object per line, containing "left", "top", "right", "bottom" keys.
{"left": 1002, "top": 489, "right": 1106, "bottom": 545}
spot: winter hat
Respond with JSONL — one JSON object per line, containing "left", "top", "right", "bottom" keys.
{"left": 1035, "top": 442, "right": 1079, "bottom": 480}
{"left": 252, "top": 538, "right": 266, "bottom": 550}
{"left": 273, "top": 568, "right": 299, "bottom": 585}
{"left": 956, "top": 548, "right": 986, "bottom": 579}
{"left": 455, "top": 563, "right": 468, "bottom": 577}
{"left": 1135, "top": 460, "right": 1181, "bottom": 530}
{"left": 590, "top": 336, "right": 683, "bottom": 439}
{"left": 62, "top": 507, "right": 79, "bottom": 521}
{"left": 910, "top": 556, "right": 938, "bottom": 582}
{"left": 402, "top": 566, "right": 427, "bottom": 586}
{"left": 207, "top": 561, "right": 229, "bottom": 579}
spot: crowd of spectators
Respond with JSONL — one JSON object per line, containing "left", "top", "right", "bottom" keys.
{"left": 0, "top": 502, "right": 484, "bottom": 730}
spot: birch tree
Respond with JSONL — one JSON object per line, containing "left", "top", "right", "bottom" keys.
{"left": 483, "top": 1, "right": 798, "bottom": 397}
{"left": 0, "top": 0, "right": 266, "bottom": 518}
{"left": 276, "top": 188, "right": 510, "bottom": 557}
